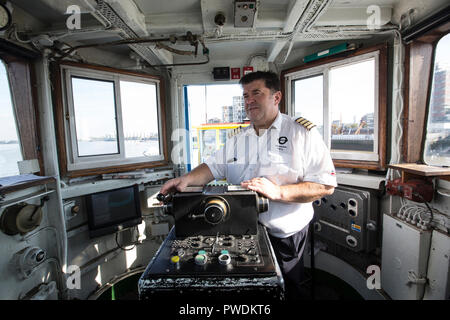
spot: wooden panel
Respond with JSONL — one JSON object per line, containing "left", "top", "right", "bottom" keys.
{"left": 333, "top": 160, "right": 384, "bottom": 171}
{"left": 6, "top": 61, "right": 38, "bottom": 159}
{"left": 50, "top": 62, "right": 68, "bottom": 177}
{"left": 66, "top": 160, "right": 169, "bottom": 178}
{"left": 388, "top": 163, "right": 450, "bottom": 176}
{"left": 402, "top": 20, "right": 450, "bottom": 163}
{"left": 59, "top": 61, "right": 161, "bottom": 81}
{"left": 377, "top": 43, "right": 388, "bottom": 170}
{"left": 1, "top": 52, "right": 44, "bottom": 176}
{"left": 403, "top": 42, "right": 433, "bottom": 163}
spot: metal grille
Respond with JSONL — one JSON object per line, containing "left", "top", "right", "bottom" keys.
{"left": 93, "top": 0, "right": 161, "bottom": 66}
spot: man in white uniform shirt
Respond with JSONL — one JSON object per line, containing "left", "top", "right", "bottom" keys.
{"left": 160, "top": 71, "right": 337, "bottom": 300}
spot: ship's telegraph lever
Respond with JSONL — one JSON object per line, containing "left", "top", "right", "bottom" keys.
{"left": 157, "top": 193, "right": 172, "bottom": 204}
{"left": 157, "top": 193, "right": 173, "bottom": 215}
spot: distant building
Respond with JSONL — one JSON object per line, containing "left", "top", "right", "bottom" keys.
{"left": 207, "top": 117, "right": 221, "bottom": 124}
{"left": 222, "top": 105, "right": 234, "bottom": 122}
{"left": 220, "top": 96, "right": 247, "bottom": 123}
{"left": 429, "top": 63, "right": 450, "bottom": 132}
{"left": 232, "top": 96, "right": 247, "bottom": 122}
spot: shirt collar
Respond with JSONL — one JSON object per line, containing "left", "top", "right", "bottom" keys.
{"left": 269, "top": 111, "right": 282, "bottom": 130}
{"left": 246, "top": 111, "right": 282, "bottom": 136}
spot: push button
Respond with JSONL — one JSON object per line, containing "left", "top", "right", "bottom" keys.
{"left": 195, "top": 254, "right": 207, "bottom": 265}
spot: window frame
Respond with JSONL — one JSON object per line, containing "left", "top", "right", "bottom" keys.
{"left": 401, "top": 8, "right": 450, "bottom": 168}
{"left": 0, "top": 41, "right": 43, "bottom": 178}
{"left": 53, "top": 62, "right": 168, "bottom": 178}
{"left": 422, "top": 31, "right": 450, "bottom": 166}
{"left": 281, "top": 43, "right": 388, "bottom": 170}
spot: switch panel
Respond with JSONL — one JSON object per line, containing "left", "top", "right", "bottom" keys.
{"left": 313, "top": 186, "right": 378, "bottom": 252}
{"left": 234, "top": 1, "right": 257, "bottom": 27}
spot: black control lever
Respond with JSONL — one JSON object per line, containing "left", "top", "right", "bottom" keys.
{"left": 157, "top": 193, "right": 172, "bottom": 204}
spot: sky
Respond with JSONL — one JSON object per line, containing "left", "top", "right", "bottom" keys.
{"left": 435, "top": 33, "right": 450, "bottom": 69}
{"left": 187, "top": 84, "right": 243, "bottom": 127}
{"left": 71, "top": 77, "right": 159, "bottom": 140}
{"left": 0, "top": 61, "right": 19, "bottom": 141}
{"left": 294, "top": 58, "right": 375, "bottom": 126}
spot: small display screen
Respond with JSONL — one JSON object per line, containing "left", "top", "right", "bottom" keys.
{"left": 86, "top": 185, "right": 142, "bottom": 238}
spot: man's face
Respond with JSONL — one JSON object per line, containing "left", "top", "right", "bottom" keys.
{"left": 242, "top": 79, "right": 281, "bottom": 127}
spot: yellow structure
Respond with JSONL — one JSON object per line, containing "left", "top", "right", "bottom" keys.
{"left": 192, "top": 122, "right": 250, "bottom": 164}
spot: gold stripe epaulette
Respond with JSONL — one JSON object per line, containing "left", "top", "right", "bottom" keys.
{"left": 295, "top": 117, "right": 316, "bottom": 131}
{"left": 228, "top": 125, "right": 243, "bottom": 138}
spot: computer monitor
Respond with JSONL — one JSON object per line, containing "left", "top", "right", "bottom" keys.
{"left": 86, "top": 185, "right": 142, "bottom": 238}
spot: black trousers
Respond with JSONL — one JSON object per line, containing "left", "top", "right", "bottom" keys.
{"left": 268, "top": 224, "right": 309, "bottom": 300}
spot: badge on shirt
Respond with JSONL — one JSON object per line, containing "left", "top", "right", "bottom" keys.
{"left": 276, "top": 136, "right": 288, "bottom": 151}
{"left": 278, "top": 136, "right": 288, "bottom": 144}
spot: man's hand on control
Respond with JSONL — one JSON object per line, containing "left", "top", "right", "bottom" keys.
{"left": 160, "top": 176, "right": 190, "bottom": 195}
{"left": 241, "top": 177, "right": 282, "bottom": 201}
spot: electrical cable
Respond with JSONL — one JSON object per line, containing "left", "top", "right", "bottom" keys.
{"left": 115, "top": 226, "right": 139, "bottom": 251}
{"left": 422, "top": 200, "right": 435, "bottom": 227}
{"left": 386, "top": 29, "right": 405, "bottom": 182}
{"left": 10, "top": 24, "right": 32, "bottom": 44}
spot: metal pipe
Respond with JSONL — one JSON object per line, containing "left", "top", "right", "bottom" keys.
{"left": 149, "top": 54, "right": 210, "bottom": 68}
{"left": 155, "top": 42, "right": 195, "bottom": 56}
{"left": 58, "top": 36, "right": 172, "bottom": 59}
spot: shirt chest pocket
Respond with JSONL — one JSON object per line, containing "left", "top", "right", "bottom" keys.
{"left": 262, "top": 150, "right": 304, "bottom": 183}
{"left": 266, "top": 151, "right": 289, "bottom": 165}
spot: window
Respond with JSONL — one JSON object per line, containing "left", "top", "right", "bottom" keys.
{"left": 329, "top": 58, "right": 376, "bottom": 156}
{"left": 283, "top": 44, "right": 387, "bottom": 170}
{"left": 57, "top": 63, "right": 167, "bottom": 175}
{"left": 293, "top": 74, "right": 324, "bottom": 136}
{"left": 423, "top": 33, "right": 450, "bottom": 166}
{"left": 0, "top": 59, "right": 22, "bottom": 177}
{"left": 185, "top": 84, "right": 247, "bottom": 169}
{"left": 0, "top": 48, "right": 42, "bottom": 179}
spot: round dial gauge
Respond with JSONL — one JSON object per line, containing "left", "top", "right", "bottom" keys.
{"left": 0, "top": 4, "right": 12, "bottom": 31}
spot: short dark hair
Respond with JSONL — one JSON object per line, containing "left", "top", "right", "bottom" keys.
{"left": 239, "top": 71, "right": 281, "bottom": 93}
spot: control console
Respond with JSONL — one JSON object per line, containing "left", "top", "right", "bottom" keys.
{"left": 139, "top": 185, "right": 284, "bottom": 301}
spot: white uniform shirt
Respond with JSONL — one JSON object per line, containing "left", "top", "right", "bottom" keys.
{"left": 205, "top": 112, "right": 337, "bottom": 238}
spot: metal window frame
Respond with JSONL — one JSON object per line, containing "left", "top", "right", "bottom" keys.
{"left": 61, "top": 65, "right": 164, "bottom": 171}
{"left": 285, "top": 51, "right": 380, "bottom": 162}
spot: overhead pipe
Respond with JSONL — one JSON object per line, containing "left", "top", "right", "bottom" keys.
{"left": 148, "top": 54, "right": 210, "bottom": 68}
{"left": 56, "top": 31, "right": 208, "bottom": 60}
{"left": 56, "top": 36, "right": 172, "bottom": 59}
